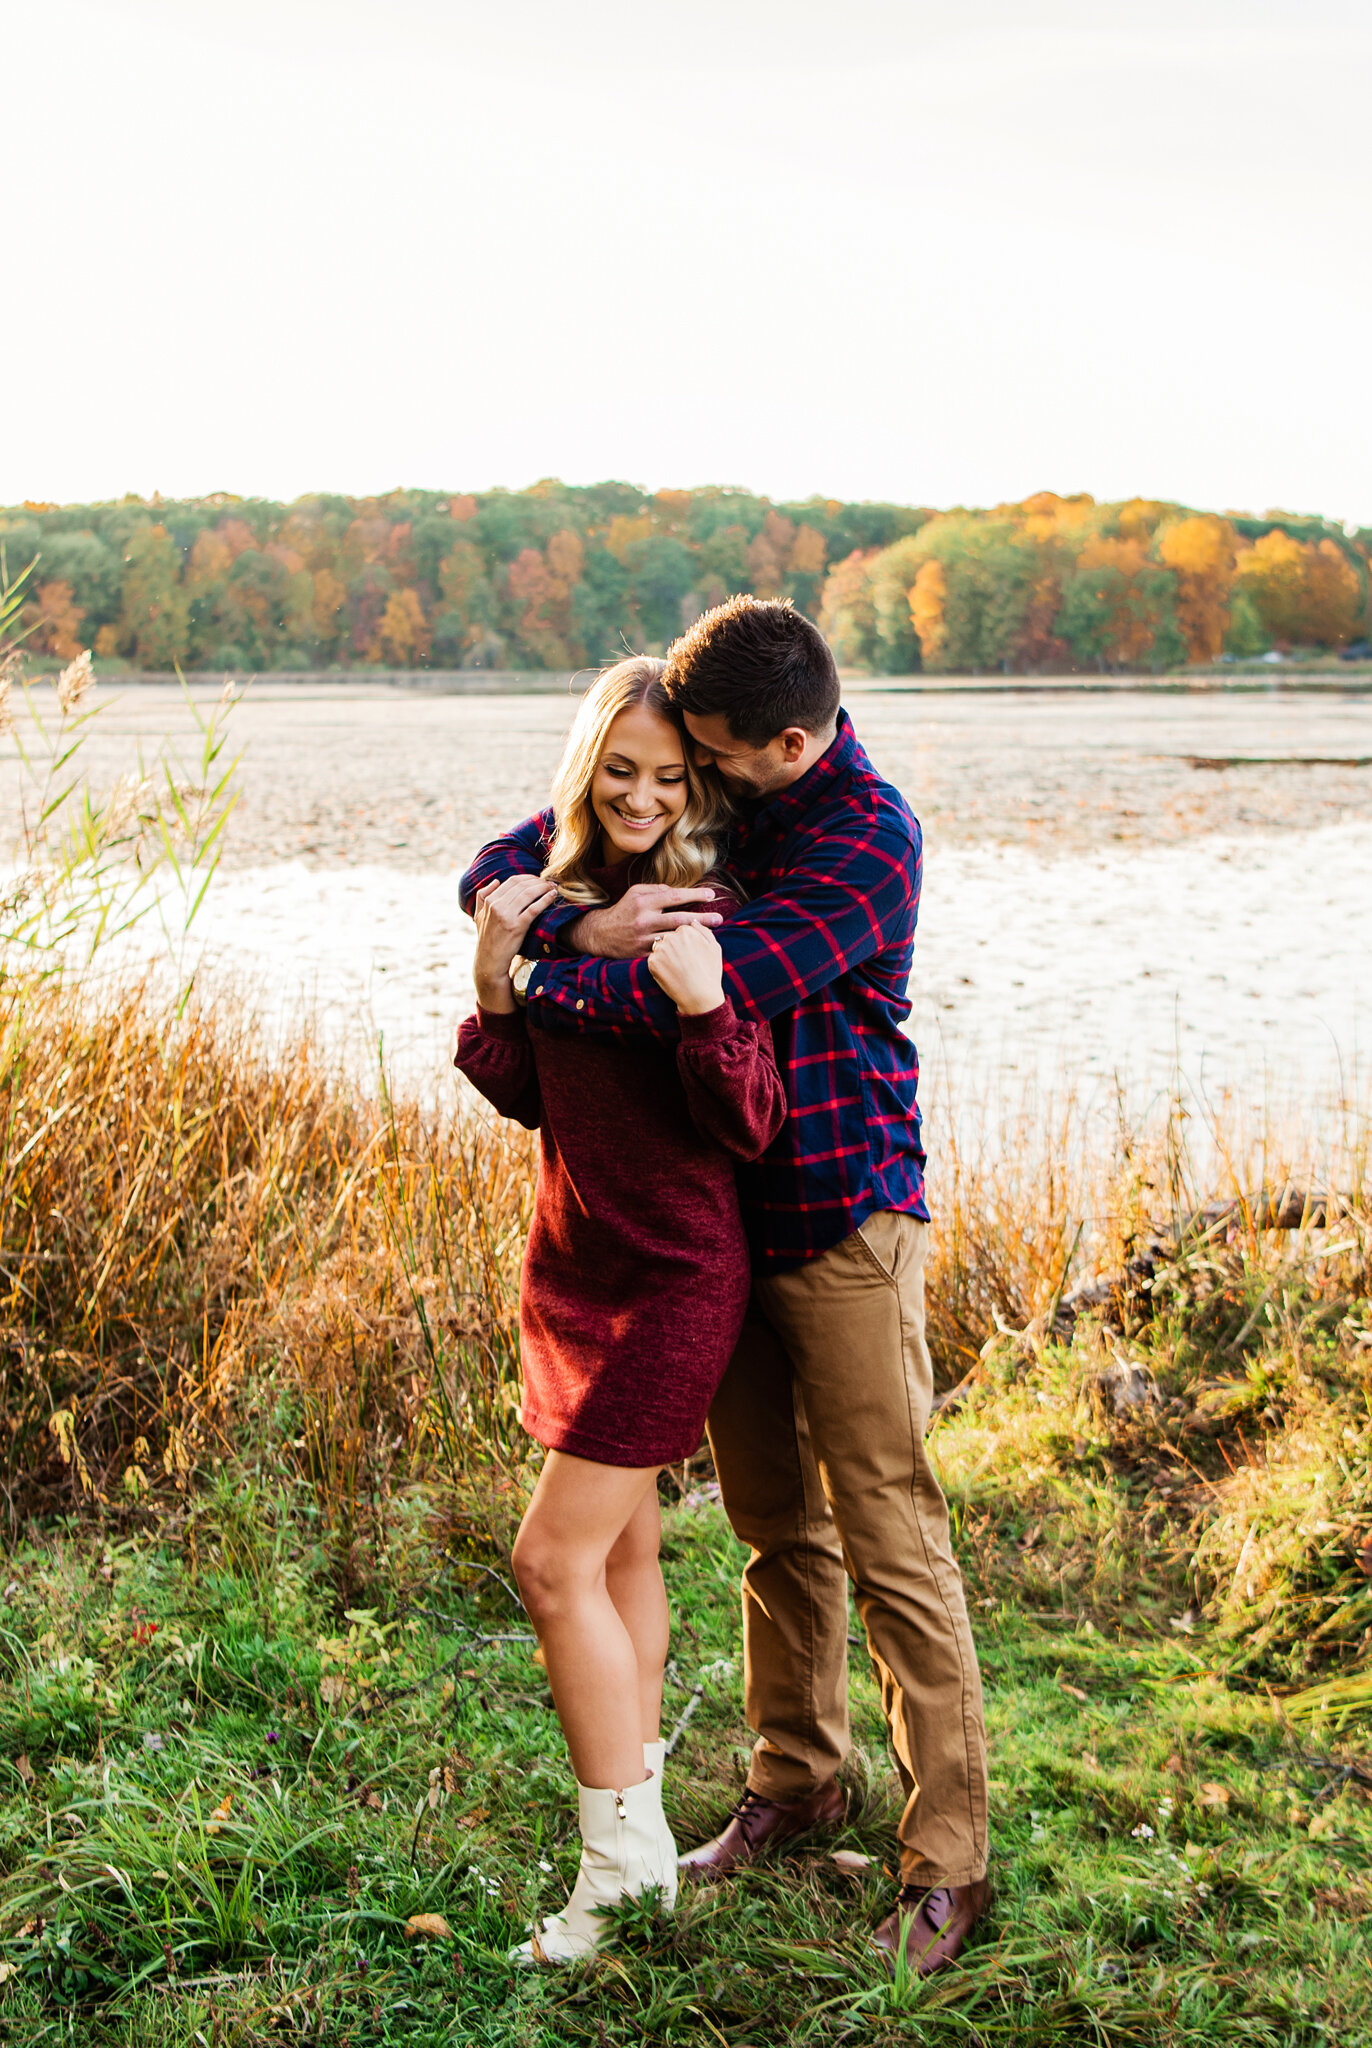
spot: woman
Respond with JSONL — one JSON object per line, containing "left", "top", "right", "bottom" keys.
{"left": 453, "top": 656, "right": 785, "bottom": 1963}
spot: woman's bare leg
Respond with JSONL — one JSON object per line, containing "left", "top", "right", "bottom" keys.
{"left": 512, "top": 1451, "right": 663, "bottom": 1789}
{"left": 605, "top": 1487, "right": 669, "bottom": 1743}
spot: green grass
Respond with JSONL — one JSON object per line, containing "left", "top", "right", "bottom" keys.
{"left": 0, "top": 1472, "right": 1368, "bottom": 2048}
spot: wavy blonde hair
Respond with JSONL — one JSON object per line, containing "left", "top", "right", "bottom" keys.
{"left": 541, "top": 657, "right": 732, "bottom": 906}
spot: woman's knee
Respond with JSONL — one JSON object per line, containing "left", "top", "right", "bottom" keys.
{"left": 512, "top": 1522, "right": 587, "bottom": 1621}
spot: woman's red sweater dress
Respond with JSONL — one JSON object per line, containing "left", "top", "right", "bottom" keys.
{"left": 453, "top": 907, "right": 785, "bottom": 1468}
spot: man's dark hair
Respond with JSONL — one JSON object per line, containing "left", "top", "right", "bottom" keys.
{"left": 663, "top": 595, "right": 841, "bottom": 748}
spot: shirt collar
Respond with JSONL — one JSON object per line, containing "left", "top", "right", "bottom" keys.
{"left": 745, "top": 708, "right": 858, "bottom": 835}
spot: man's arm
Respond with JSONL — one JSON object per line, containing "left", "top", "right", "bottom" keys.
{"left": 525, "top": 811, "right": 920, "bottom": 1042}
{"left": 459, "top": 812, "right": 724, "bottom": 962}
{"left": 459, "top": 812, "right": 585, "bottom": 959}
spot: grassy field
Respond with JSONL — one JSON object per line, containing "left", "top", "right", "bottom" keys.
{"left": 1, "top": 977, "right": 1370, "bottom": 2044}
{"left": 0, "top": 1478, "right": 1369, "bottom": 2046}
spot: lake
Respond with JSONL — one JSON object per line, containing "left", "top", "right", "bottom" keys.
{"left": 10, "top": 677, "right": 1372, "bottom": 1145}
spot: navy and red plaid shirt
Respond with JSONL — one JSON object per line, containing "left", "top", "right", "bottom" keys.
{"left": 458, "top": 710, "right": 927, "bottom": 1269}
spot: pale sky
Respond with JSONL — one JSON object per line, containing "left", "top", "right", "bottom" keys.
{"left": 8, "top": 0, "right": 1372, "bottom": 520}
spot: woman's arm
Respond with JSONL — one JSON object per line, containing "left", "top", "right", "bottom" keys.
{"left": 675, "top": 1007, "right": 787, "bottom": 1162}
{"left": 453, "top": 870, "right": 561, "bottom": 1127}
{"left": 649, "top": 925, "right": 787, "bottom": 1161}
{"left": 453, "top": 1008, "right": 543, "bottom": 1129}
{"left": 471, "top": 873, "right": 559, "bottom": 1013}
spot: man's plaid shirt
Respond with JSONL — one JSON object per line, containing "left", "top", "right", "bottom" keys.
{"left": 459, "top": 710, "right": 927, "bottom": 1269}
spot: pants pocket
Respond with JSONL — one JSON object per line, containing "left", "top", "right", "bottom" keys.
{"left": 852, "top": 1211, "right": 903, "bottom": 1286}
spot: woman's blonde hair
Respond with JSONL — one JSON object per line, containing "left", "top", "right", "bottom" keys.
{"left": 541, "top": 656, "right": 732, "bottom": 906}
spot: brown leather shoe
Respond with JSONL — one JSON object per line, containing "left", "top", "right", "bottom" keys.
{"left": 872, "top": 1878, "right": 989, "bottom": 1976}
{"left": 677, "top": 1780, "right": 846, "bottom": 1881}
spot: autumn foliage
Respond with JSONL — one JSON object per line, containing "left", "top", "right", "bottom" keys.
{"left": 822, "top": 494, "right": 1370, "bottom": 673}
{"left": 3, "top": 484, "right": 1367, "bottom": 675}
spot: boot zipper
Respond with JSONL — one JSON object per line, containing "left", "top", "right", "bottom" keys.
{"left": 614, "top": 1791, "right": 627, "bottom": 1820}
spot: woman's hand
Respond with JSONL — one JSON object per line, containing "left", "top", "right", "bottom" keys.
{"left": 473, "top": 875, "right": 559, "bottom": 1012}
{"left": 647, "top": 923, "right": 726, "bottom": 1016}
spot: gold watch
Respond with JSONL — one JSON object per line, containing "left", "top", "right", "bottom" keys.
{"left": 510, "top": 957, "right": 536, "bottom": 1008}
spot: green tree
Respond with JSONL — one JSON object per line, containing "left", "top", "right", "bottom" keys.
{"left": 33, "top": 529, "right": 122, "bottom": 636}
{"left": 432, "top": 541, "right": 500, "bottom": 666}
{"left": 572, "top": 544, "right": 630, "bottom": 665}
{"left": 117, "top": 524, "right": 190, "bottom": 668}
{"left": 1224, "top": 585, "right": 1270, "bottom": 657}
{"left": 622, "top": 536, "right": 695, "bottom": 650}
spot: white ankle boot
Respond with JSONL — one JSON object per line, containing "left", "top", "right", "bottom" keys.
{"left": 642, "top": 1740, "right": 679, "bottom": 1882}
{"left": 513, "top": 1773, "right": 678, "bottom": 1965}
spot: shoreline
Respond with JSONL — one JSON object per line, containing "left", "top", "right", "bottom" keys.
{"left": 35, "top": 666, "right": 1372, "bottom": 698}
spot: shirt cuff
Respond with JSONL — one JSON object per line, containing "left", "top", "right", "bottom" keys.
{"left": 677, "top": 999, "right": 738, "bottom": 1043}
{"left": 526, "top": 897, "right": 588, "bottom": 960}
{"left": 475, "top": 1005, "right": 529, "bottom": 1041}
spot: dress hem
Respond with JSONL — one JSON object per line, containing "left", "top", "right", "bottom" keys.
{"left": 522, "top": 1407, "right": 704, "bottom": 1470}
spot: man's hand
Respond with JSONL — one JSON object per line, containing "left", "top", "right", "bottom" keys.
{"left": 567, "top": 884, "right": 723, "bottom": 960}
{"left": 472, "top": 874, "right": 558, "bottom": 1011}
{"left": 646, "top": 924, "right": 727, "bottom": 1016}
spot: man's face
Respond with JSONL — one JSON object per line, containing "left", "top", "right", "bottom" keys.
{"left": 681, "top": 710, "right": 804, "bottom": 799}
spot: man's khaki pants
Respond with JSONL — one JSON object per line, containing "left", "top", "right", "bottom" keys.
{"left": 705, "top": 1210, "right": 989, "bottom": 1888}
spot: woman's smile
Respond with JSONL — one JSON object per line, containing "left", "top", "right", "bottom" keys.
{"left": 590, "top": 700, "right": 690, "bottom": 862}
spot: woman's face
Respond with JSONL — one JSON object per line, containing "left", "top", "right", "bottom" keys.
{"left": 591, "top": 702, "right": 689, "bottom": 862}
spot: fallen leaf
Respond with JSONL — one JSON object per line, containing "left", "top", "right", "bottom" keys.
{"left": 366, "top": 1791, "right": 383, "bottom": 1810}
{"left": 405, "top": 1913, "right": 452, "bottom": 1941}
{"left": 1309, "top": 1808, "right": 1340, "bottom": 1838}
{"left": 1079, "top": 1751, "right": 1100, "bottom": 1771}
{"left": 206, "top": 1793, "right": 233, "bottom": 1834}
{"left": 1197, "top": 1782, "right": 1231, "bottom": 1808}
{"left": 15, "top": 1754, "right": 34, "bottom": 1786}
{"left": 319, "top": 1674, "right": 349, "bottom": 1709}
{"left": 1060, "top": 1683, "right": 1089, "bottom": 1703}
{"left": 830, "top": 1850, "right": 873, "bottom": 1873}
{"left": 0, "top": 1962, "right": 17, "bottom": 1985}
{"left": 1164, "top": 1753, "right": 1184, "bottom": 1775}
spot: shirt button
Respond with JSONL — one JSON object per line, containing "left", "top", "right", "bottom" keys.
{"left": 543, "top": 945, "right": 550, "bottom": 956}
{"left": 576, "top": 999, "right": 584, "bottom": 1010}
{"left": 532, "top": 986, "right": 541, "bottom": 997}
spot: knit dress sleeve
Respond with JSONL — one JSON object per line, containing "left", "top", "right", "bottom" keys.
{"left": 675, "top": 1002, "right": 787, "bottom": 1163}
{"left": 453, "top": 1007, "right": 543, "bottom": 1130}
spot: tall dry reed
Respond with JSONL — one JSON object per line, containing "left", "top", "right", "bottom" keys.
{"left": 0, "top": 976, "right": 535, "bottom": 1533}
{"left": 5, "top": 971, "right": 1370, "bottom": 1679}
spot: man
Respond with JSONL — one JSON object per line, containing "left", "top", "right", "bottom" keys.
{"left": 459, "top": 596, "right": 989, "bottom": 1973}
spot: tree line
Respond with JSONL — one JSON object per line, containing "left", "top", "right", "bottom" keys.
{"left": 4, "top": 483, "right": 1368, "bottom": 675}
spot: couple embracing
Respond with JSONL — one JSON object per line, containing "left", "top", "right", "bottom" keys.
{"left": 455, "top": 596, "right": 989, "bottom": 1975}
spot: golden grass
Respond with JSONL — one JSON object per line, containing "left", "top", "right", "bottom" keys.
{"left": 3, "top": 971, "right": 1370, "bottom": 1683}
{"left": 0, "top": 975, "right": 535, "bottom": 1535}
